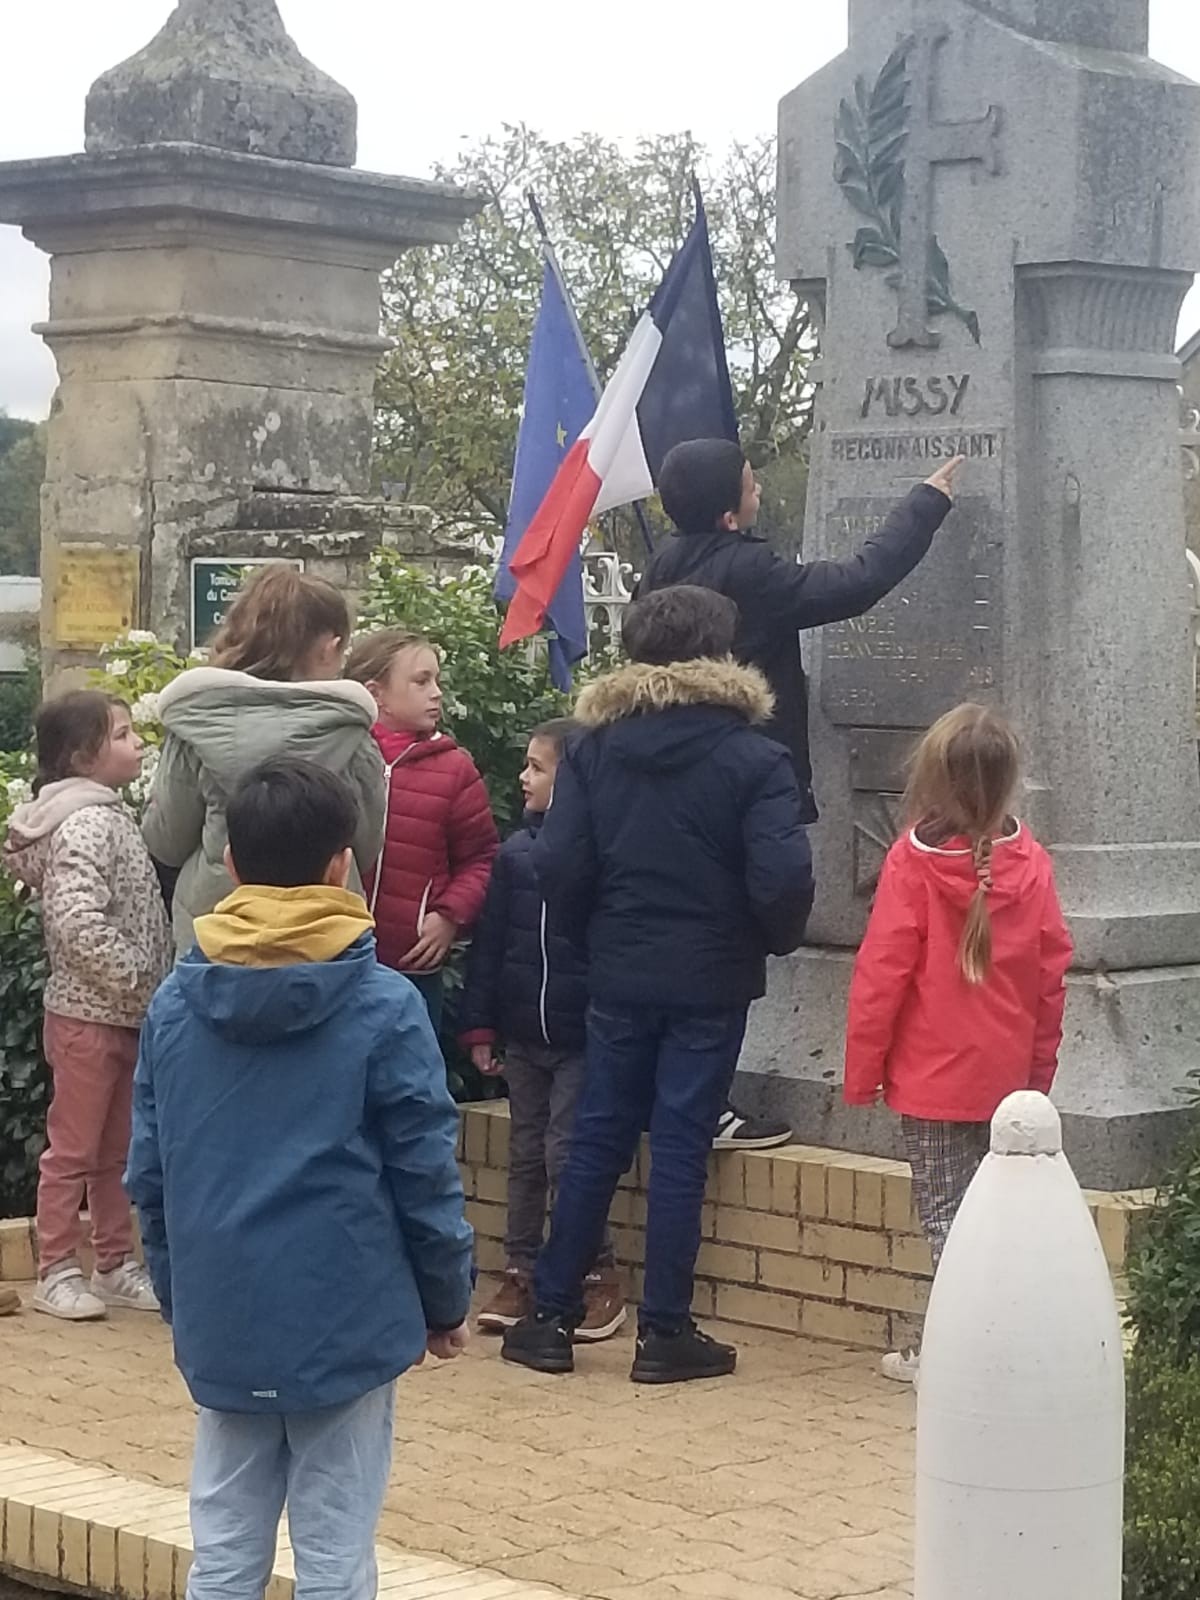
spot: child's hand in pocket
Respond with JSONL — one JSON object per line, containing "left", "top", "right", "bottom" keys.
{"left": 470, "top": 1044, "right": 502, "bottom": 1076}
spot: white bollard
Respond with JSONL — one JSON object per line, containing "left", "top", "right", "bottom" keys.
{"left": 915, "top": 1091, "right": 1125, "bottom": 1600}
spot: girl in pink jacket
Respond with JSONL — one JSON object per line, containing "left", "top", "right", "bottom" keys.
{"left": 4, "top": 692, "right": 172, "bottom": 1323}
{"left": 844, "top": 703, "right": 1072, "bottom": 1383}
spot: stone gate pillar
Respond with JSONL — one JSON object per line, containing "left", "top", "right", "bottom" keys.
{"left": 0, "top": 0, "right": 479, "bottom": 674}
{"left": 745, "top": 0, "right": 1200, "bottom": 1186}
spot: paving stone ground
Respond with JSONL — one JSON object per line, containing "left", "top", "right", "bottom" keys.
{"left": 0, "top": 1282, "right": 916, "bottom": 1600}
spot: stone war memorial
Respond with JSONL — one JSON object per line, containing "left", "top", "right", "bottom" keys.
{"left": 739, "top": 0, "right": 1200, "bottom": 1188}
{"left": 0, "top": 0, "right": 481, "bottom": 681}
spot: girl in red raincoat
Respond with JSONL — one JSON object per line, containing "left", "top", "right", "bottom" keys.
{"left": 345, "top": 629, "right": 498, "bottom": 1033}
{"left": 844, "top": 703, "right": 1072, "bottom": 1384}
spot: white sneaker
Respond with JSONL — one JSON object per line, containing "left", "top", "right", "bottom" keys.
{"left": 880, "top": 1347, "right": 920, "bottom": 1385}
{"left": 92, "top": 1259, "right": 160, "bottom": 1312}
{"left": 34, "top": 1267, "right": 107, "bottom": 1322}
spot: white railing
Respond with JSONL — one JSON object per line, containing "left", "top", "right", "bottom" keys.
{"left": 582, "top": 549, "right": 634, "bottom": 658}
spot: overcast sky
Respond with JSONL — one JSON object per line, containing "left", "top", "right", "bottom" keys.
{"left": 2, "top": 1, "right": 1199, "bottom": 419}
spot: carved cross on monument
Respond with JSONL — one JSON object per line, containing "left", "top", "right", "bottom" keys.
{"left": 889, "top": 23, "right": 1002, "bottom": 348}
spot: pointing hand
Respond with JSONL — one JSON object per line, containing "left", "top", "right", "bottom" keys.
{"left": 924, "top": 454, "right": 965, "bottom": 501}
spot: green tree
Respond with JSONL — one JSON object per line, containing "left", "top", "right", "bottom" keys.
{"left": 375, "top": 128, "right": 813, "bottom": 555}
{"left": 0, "top": 414, "right": 45, "bottom": 576}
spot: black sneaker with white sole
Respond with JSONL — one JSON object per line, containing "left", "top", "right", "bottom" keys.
{"left": 713, "top": 1107, "right": 793, "bottom": 1151}
{"left": 631, "top": 1322, "right": 738, "bottom": 1385}
{"left": 501, "top": 1311, "right": 575, "bottom": 1374}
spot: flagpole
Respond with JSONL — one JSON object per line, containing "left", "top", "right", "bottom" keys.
{"left": 525, "top": 191, "right": 655, "bottom": 560}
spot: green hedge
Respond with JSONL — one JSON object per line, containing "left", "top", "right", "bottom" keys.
{"left": 1125, "top": 1341, "right": 1200, "bottom": 1599}
{"left": 0, "top": 660, "right": 38, "bottom": 755}
{"left": 1124, "top": 1098, "right": 1200, "bottom": 1595}
{"left": 0, "top": 880, "right": 47, "bottom": 1219}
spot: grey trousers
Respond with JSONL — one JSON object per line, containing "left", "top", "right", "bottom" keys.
{"left": 505, "top": 1042, "right": 614, "bottom": 1270}
{"left": 901, "top": 1116, "right": 991, "bottom": 1271}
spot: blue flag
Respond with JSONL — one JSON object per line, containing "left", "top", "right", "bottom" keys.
{"left": 496, "top": 260, "right": 597, "bottom": 689}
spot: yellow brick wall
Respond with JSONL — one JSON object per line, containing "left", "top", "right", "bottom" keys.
{"left": 0, "top": 1105, "right": 1151, "bottom": 1355}
{"left": 455, "top": 1101, "right": 1153, "bottom": 1352}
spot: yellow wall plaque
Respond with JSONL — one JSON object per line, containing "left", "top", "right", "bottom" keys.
{"left": 54, "top": 547, "right": 141, "bottom": 649}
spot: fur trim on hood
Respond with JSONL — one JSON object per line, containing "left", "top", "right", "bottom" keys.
{"left": 575, "top": 658, "right": 774, "bottom": 728}
{"left": 158, "top": 666, "right": 376, "bottom": 721}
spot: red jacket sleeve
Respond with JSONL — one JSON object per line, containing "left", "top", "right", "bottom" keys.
{"left": 1030, "top": 873, "right": 1073, "bottom": 1094}
{"left": 844, "top": 848, "right": 925, "bottom": 1106}
{"left": 432, "top": 754, "right": 499, "bottom": 933}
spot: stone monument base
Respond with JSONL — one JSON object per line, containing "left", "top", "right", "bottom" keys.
{"left": 735, "top": 949, "right": 1200, "bottom": 1190}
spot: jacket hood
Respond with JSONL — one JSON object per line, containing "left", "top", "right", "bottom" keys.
{"left": 575, "top": 659, "right": 774, "bottom": 728}
{"left": 373, "top": 726, "right": 461, "bottom": 764}
{"left": 905, "top": 821, "right": 1040, "bottom": 911}
{"left": 574, "top": 659, "right": 775, "bottom": 777}
{"left": 176, "top": 918, "right": 377, "bottom": 1045}
{"left": 155, "top": 668, "right": 376, "bottom": 785}
{"left": 194, "top": 884, "right": 374, "bottom": 968}
{"left": 2, "top": 778, "right": 123, "bottom": 890}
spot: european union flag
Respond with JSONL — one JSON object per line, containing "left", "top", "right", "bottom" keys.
{"left": 496, "top": 259, "right": 597, "bottom": 690}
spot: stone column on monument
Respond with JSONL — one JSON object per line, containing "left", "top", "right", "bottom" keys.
{"left": 743, "top": 0, "right": 1200, "bottom": 1186}
{"left": 0, "top": 0, "right": 481, "bottom": 674}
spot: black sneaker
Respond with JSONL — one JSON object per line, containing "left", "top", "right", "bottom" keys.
{"left": 631, "top": 1322, "right": 738, "bottom": 1385}
{"left": 501, "top": 1311, "right": 575, "bottom": 1374}
{"left": 713, "top": 1106, "right": 793, "bottom": 1151}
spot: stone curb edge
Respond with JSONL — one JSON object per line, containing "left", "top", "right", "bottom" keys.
{"left": 0, "top": 1444, "right": 572, "bottom": 1600}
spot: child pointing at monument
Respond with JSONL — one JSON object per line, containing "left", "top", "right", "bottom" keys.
{"left": 638, "top": 443, "right": 964, "bottom": 823}
{"left": 843, "top": 703, "right": 1073, "bottom": 1384}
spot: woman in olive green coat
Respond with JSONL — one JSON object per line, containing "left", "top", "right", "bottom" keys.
{"left": 144, "top": 565, "right": 386, "bottom": 952}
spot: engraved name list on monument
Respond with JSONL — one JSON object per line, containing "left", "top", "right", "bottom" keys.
{"left": 822, "top": 360, "right": 1004, "bottom": 729}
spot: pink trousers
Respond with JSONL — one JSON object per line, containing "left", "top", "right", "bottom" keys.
{"left": 38, "top": 1013, "right": 139, "bottom": 1276}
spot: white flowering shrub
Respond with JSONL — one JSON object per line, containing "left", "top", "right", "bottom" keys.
{"left": 94, "top": 634, "right": 194, "bottom": 752}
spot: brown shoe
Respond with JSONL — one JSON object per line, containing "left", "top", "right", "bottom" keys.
{"left": 576, "top": 1267, "right": 627, "bottom": 1343}
{"left": 477, "top": 1268, "right": 532, "bottom": 1333}
{"left": 0, "top": 1287, "right": 20, "bottom": 1317}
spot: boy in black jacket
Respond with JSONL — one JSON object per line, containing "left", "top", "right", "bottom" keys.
{"left": 459, "top": 719, "right": 624, "bottom": 1342}
{"left": 502, "top": 587, "right": 814, "bottom": 1385}
{"left": 637, "top": 441, "right": 962, "bottom": 821}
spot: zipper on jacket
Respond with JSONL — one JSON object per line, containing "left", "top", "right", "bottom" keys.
{"left": 368, "top": 747, "right": 420, "bottom": 919}
{"left": 538, "top": 901, "right": 551, "bottom": 1046}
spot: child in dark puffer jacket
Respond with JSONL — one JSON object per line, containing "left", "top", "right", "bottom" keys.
{"left": 344, "top": 629, "right": 498, "bottom": 1034}
{"left": 459, "top": 720, "right": 624, "bottom": 1343}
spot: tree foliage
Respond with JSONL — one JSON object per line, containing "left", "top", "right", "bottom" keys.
{"left": 375, "top": 128, "right": 813, "bottom": 550}
{"left": 0, "top": 414, "right": 44, "bottom": 577}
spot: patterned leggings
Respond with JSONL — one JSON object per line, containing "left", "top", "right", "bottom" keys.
{"left": 901, "top": 1116, "right": 991, "bottom": 1272}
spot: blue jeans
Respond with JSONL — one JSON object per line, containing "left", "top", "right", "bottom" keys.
{"left": 535, "top": 1002, "right": 748, "bottom": 1333}
{"left": 186, "top": 1381, "right": 394, "bottom": 1599}
{"left": 408, "top": 970, "right": 445, "bottom": 1038}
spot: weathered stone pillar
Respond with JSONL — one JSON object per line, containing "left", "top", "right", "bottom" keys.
{"left": 745, "top": 0, "right": 1200, "bottom": 1185}
{"left": 0, "top": 0, "right": 479, "bottom": 673}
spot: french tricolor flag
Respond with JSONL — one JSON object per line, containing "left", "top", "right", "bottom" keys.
{"left": 499, "top": 194, "right": 738, "bottom": 652}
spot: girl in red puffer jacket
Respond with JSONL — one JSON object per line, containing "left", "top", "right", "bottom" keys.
{"left": 345, "top": 629, "right": 498, "bottom": 1031}
{"left": 844, "top": 703, "right": 1072, "bottom": 1386}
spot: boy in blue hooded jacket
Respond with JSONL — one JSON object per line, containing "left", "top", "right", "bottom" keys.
{"left": 127, "top": 757, "right": 473, "bottom": 1600}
